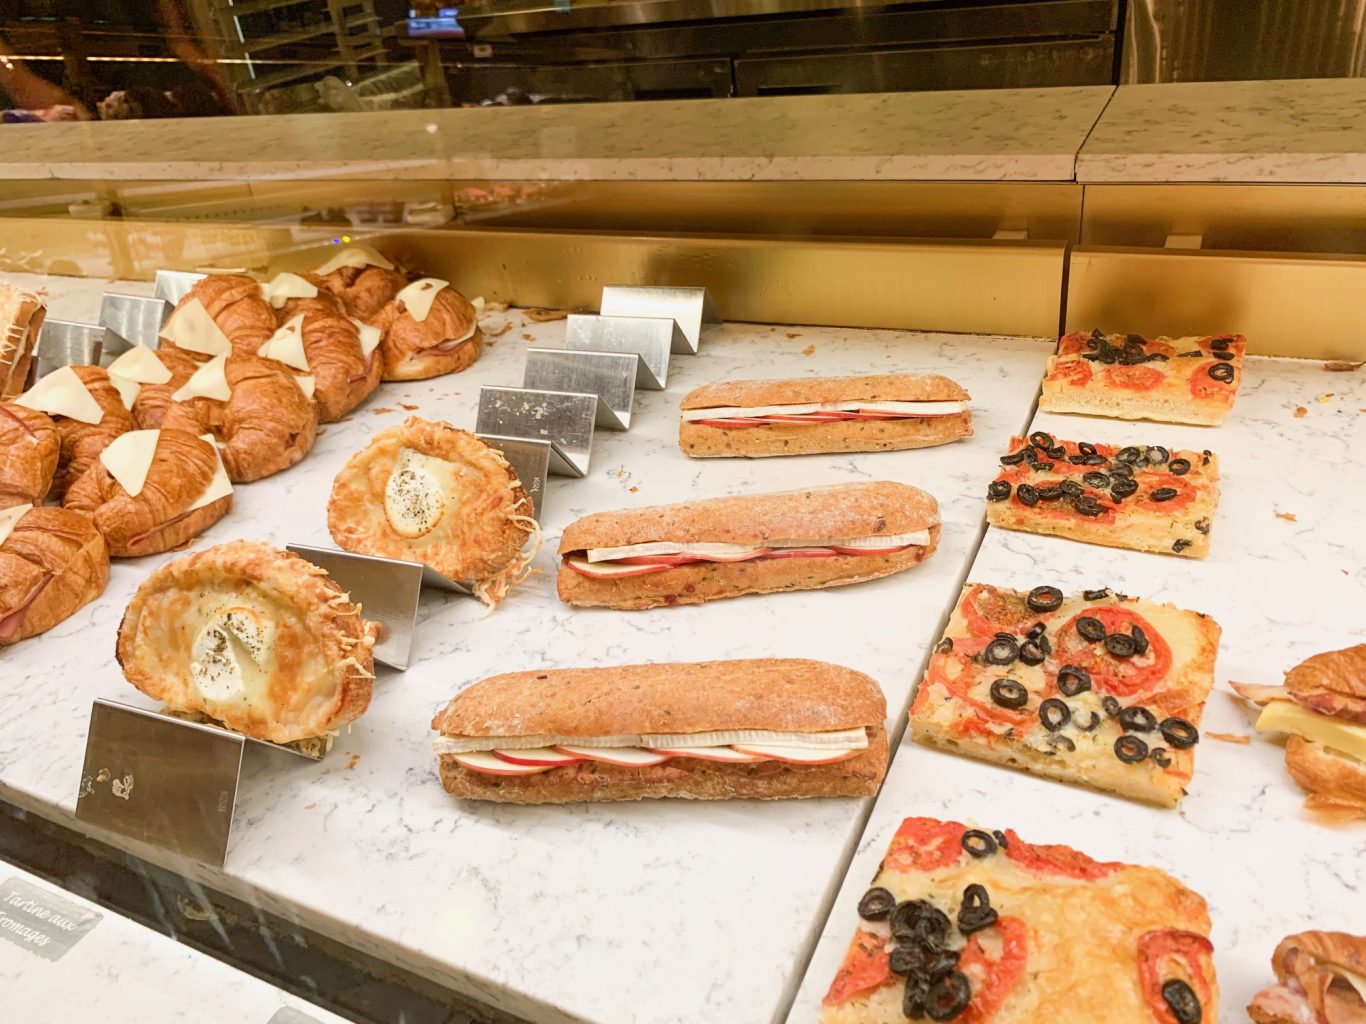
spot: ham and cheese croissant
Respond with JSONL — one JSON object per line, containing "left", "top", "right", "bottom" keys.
{"left": 0, "top": 504, "right": 109, "bottom": 645}
{"left": 370, "top": 279, "right": 481, "bottom": 381}
{"left": 1249, "top": 932, "right": 1366, "bottom": 1024}
{"left": 267, "top": 293, "right": 381, "bottom": 422}
{"left": 162, "top": 274, "right": 275, "bottom": 358}
{"left": 14, "top": 365, "right": 132, "bottom": 499}
{"left": 0, "top": 401, "right": 59, "bottom": 509}
{"left": 312, "top": 263, "right": 406, "bottom": 321}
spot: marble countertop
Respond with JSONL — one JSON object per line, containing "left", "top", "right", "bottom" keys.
{"left": 791, "top": 355, "right": 1366, "bottom": 1021}
{"left": 0, "top": 87, "right": 1112, "bottom": 183}
{"left": 1, "top": 861, "right": 350, "bottom": 1024}
{"left": 0, "top": 269, "right": 1055, "bottom": 1024}
{"left": 1076, "top": 77, "right": 1366, "bottom": 184}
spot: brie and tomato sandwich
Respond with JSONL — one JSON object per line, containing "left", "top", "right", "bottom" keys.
{"left": 557, "top": 481, "right": 940, "bottom": 610}
{"left": 680, "top": 373, "right": 971, "bottom": 458}
{"left": 430, "top": 659, "right": 888, "bottom": 803}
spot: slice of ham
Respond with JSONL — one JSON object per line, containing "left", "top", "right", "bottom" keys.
{"left": 1230, "top": 681, "right": 1366, "bottom": 726}
{"left": 0, "top": 572, "right": 52, "bottom": 641}
{"left": 1250, "top": 932, "right": 1366, "bottom": 1024}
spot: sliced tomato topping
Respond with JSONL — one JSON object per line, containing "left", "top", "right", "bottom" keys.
{"left": 1001, "top": 829, "right": 1121, "bottom": 879}
{"left": 1144, "top": 339, "right": 1177, "bottom": 358}
{"left": 958, "top": 916, "right": 1029, "bottom": 1023}
{"left": 1051, "top": 605, "right": 1173, "bottom": 699}
{"left": 959, "top": 583, "right": 1043, "bottom": 636}
{"left": 883, "top": 817, "right": 967, "bottom": 873}
{"left": 916, "top": 651, "right": 1035, "bottom": 739}
{"left": 1103, "top": 364, "right": 1165, "bottom": 392}
{"left": 822, "top": 929, "right": 892, "bottom": 1006}
{"left": 1188, "top": 361, "right": 1236, "bottom": 401}
{"left": 1137, "top": 929, "right": 1216, "bottom": 1024}
{"left": 1049, "top": 358, "right": 1094, "bottom": 388}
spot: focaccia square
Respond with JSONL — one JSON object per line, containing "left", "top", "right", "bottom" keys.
{"left": 821, "top": 817, "right": 1218, "bottom": 1023}
{"left": 985, "top": 431, "right": 1220, "bottom": 558}
{"left": 1041, "top": 330, "right": 1245, "bottom": 426}
{"left": 909, "top": 583, "right": 1219, "bottom": 807}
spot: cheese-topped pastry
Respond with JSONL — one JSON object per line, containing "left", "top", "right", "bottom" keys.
{"left": 0, "top": 505, "right": 109, "bottom": 645}
{"left": 267, "top": 292, "right": 380, "bottom": 422}
{"left": 19, "top": 366, "right": 133, "bottom": 499}
{"left": 162, "top": 275, "right": 275, "bottom": 357}
{"left": 309, "top": 248, "right": 406, "bottom": 322}
{"left": 106, "top": 345, "right": 172, "bottom": 410}
{"left": 0, "top": 401, "right": 59, "bottom": 510}
{"left": 327, "top": 418, "right": 538, "bottom": 608}
{"left": 116, "top": 541, "right": 376, "bottom": 743}
{"left": 369, "top": 280, "right": 481, "bottom": 381}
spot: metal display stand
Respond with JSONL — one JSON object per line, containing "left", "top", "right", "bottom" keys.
{"left": 32, "top": 319, "right": 108, "bottom": 378}
{"left": 599, "top": 285, "right": 722, "bottom": 354}
{"left": 153, "top": 269, "right": 206, "bottom": 305}
{"left": 99, "top": 293, "right": 169, "bottom": 352}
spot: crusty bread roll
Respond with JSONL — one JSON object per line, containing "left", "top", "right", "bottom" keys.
{"left": 0, "top": 402, "right": 59, "bottom": 509}
{"left": 0, "top": 505, "right": 108, "bottom": 644}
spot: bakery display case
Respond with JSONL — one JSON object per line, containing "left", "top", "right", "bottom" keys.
{"left": 0, "top": 79, "right": 1364, "bottom": 1024}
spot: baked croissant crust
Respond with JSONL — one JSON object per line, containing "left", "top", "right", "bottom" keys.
{"left": 134, "top": 347, "right": 317, "bottom": 482}
{"left": 1284, "top": 644, "right": 1366, "bottom": 724}
{"left": 0, "top": 284, "right": 45, "bottom": 399}
{"left": 0, "top": 505, "right": 109, "bottom": 645}
{"left": 63, "top": 429, "right": 231, "bottom": 557}
{"left": 327, "top": 417, "right": 537, "bottom": 605}
{"left": 165, "top": 274, "right": 276, "bottom": 357}
{"left": 49, "top": 366, "right": 134, "bottom": 498}
{"left": 370, "top": 285, "right": 482, "bottom": 381}
{"left": 274, "top": 293, "right": 381, "bottom": 421}
{"left": 0, "top": 402, "right": 59, "bottom": 509}
{"left": 1249, "top": 931, "right": 1366, "bottom": 1024}
{"left": 310, "top": 265, "right": 406, "bottom": 321}
{"left": 116, "top": 540, "right": 376, "bottom": 743}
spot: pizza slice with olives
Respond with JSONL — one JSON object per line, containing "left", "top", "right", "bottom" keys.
{"left": 1040, "top": 330, "right": 1246, "bottom": 426}
{"left": 909, "top": 583, "right": 1219, "bottom": 807}
{"left": 985, "top": 431, "right": 1220, "bottom": 559}
{"left": 821, "top": 816, "right": 1219, "bottom": 1024}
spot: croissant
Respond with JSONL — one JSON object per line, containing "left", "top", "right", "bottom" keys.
{"left": 1249, "top": 931, "right": 1366, "bottom": 1024}
{"left": 0, "top": 402, "right": 59, "bottom": 509}
{"left": 165, "top": 274, "right": 275, "bottom": 357}
{"left": 63, "top": 429, "right": 231, "bottom": 556}
{"left": 370, "top": 284, "right": 482, "bottom": 381}
{"left": 310, "top": 264, "right": 406, "bottom": 321}
{"left": 133, "top": 348, "right": 317, "bottom": 483}
{"left": 46, "top": 366, "right": 133, "bottom": 498}
{"left": 273, "top": 293, "right": 381, "bottom": 422}
{"left": 0, "top": 505, "right": 109, "bottom": 644}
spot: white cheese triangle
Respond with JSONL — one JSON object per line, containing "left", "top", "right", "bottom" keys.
{"left": 257, "top": 314, "right": 310, "bottom": 371}
{"left": 292, "top": 373, "right": 316, "bottom": 399}
{"left": 159, "top": 298, "right": 233, "bottom": 357}
{"left": 259, "top": 272, "right": 317, "bottom": 309}
{"left": 313, "top": 245, "right": 394, "bottom": 276}
{"left": 349, "top": 317, "right": 381, "bottom": 358}
{"left": 396, "top": 278, "right": 448, "bottom": 323}
{"left": 107, "top": 345, "right": 172, "bottom": 385}
{"left": 108, "top": 372, "right": 141, "bottom": 410}
{"left": 471, "top": 296, "right": 485, "bottom": 314}
{"left": 0, "top": 503, "right": 32, "bottom": 548}
{"left": 187, "top": 433, "right": 232, "bottom": 511}
{"left": 171, "top": 353, "right": 231, "bottom": 403}
{"left": 15, "top": 366, "right": 105, "bottom": 424}
{"left": 99, "top": 429, "right": 160, "bottom": 497}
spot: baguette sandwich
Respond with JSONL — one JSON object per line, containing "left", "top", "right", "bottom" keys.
{"left": 557, "top": 481, "right": 939, "bottom": 610}
{"left": 679, "top": 373, "right": 971, "bottom": 458}
{"left": 431, "top": 659, "right": 889, "bottom": 803}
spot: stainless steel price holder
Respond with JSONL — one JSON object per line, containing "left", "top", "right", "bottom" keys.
{"left": 599, "top": 285, "right": 722, "bottom": 355}
{"left": 32, "top": 319, "right": 107, "bottom": 378}
{"left": 475, "top": 386, "right": 600, "bottom": 478}
{"left": 153, "top": 269, "right": 206, "bottom": 305}
{"left": 523, "top": 347, "right": 641, "bottom": 430}
{"left": 478, "top": 433, "right": 550, "bottom": 521}
{"left": 98, "top": 292, "right": 169, "bottom": 353}
{"left": 564, "top": 313, "right": 676, "bottom": 389}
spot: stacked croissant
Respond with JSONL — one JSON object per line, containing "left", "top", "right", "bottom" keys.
{"left": 0, "top": 246, "right": 484, "bottom": 645}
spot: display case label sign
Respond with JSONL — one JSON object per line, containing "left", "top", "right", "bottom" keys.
{"left": 0, "top": 877, "right": 101, "bottom": 961}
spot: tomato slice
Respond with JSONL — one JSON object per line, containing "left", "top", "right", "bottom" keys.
{"left": 1137, "top": 929, "right": 1216, "bottom": 1024}
{"left": 882, "top": 817, "right": 967, "bottom": 873}
{"left": 1188, "top": 361, "right": 1237, "bottom": 400}
{"left": 1056, "top": 332, "right": 1093, "bottom": 356}
{"left": 959, "top": 584, "right": 1042, "bottom": 637}
{"left": 822, "top": 928, "right": 892, "bottom": 1006}
{"left": 1103, "top": 364, "right": 1166, "bottom": 391}
{"left": 1050, "top": 605, "right": 1172, "bottom": 699}
{"left": 1049, "top": 358, "right": 1094, "bottom": 388}
{"left": 957, "top": 916, "right": 1029, "bottom": 1023}
{"left": 916, "top": 650, "right": 1036, "bottom": 739}
{"left": 1001, "top": 829, "right": 1121, "bottom": 879}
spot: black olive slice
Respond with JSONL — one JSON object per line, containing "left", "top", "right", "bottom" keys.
{"left": 984, "top": 637, "right": 1019, "bottom": 666}
{"left": 935, "top": 636, "right": 954, "bottom": 654}
{"left": 1076, "top": 495, "right": 1106, "bottom": 517}
{"left": 1056, "top": 664, "right": 1092, "bottom": 696}
{"left": 1212, "top": 350, "right": 1234, "bottom": 361}
{"left": 1076, "top": 441, "right": 1096, "bottom": 456}
{"left": 989, "top": 678, "right": 1029, "bottom": 710}
{"left": 1172, "top": 538, "right": 1192, "bottom": 553}
{"left": 1026, "top": 586, "right": 1063, "bottom": 612}
{"left": 1108, "top": 461, "right": 1134, "bottom": 479}
{"left": 890, "top": 899, "right": 938, "bottom": 941}
{"left": 1082, "top": 471, "right": 1110, "bottom": 489}
{"left": 1194, "top": 517, "right": 1211, "bottom": 535}
{"left": 1016, "top": 483, "right": 1039, "bottom": 507}
{"left": 1208, "top": 362, "right": 1235, "bottom": 383}
{"left": 1209, "top": 336, "right": 1231, "bottom": 351}
{"left": 1046, "top": 445, "right": 1066, "bottom": 460}
{"left": 913, "top": 906, "right": 952, "bottom": 949}
{"left": 1098, "top": 348, "right": 1118, "bottom": 364}
{"left": 1111, "top": 477, "right": 1140, "bottom": 499}
{"left": 1076, "top": 616, "right": 1106, "bottom": 642}
{"left": 1039, "top": 698, "right": 1071, "bottom": 732}
{"left": 1114, "top": 734, "right": 1149, "bottom": 763}
{"left": 1028, "top": 430, "right": 1054, "bottom": 449}
{"left": 1201, "top": 449, "right": 1212, "bottom": 464}
{"left": 1150, "top": 487, "right": 1178, "bottom": 502}
{"left": 1160, "top": 717, "right": 1200, "bottom": 749}
{"left": 1026, "top": 621, "right": 1047, "bottom": 640}
{"left": 1116, "top": 446, "right": 1142, "bottom": 464}
{"left": 1150, "top": 746, "right": 1172, "bottom": 768}
{"left": 903, "top": 978, "right": 928, "bottom": 1020}
{"left": 995, "top": 631, "right": 1015, "bottom": 640}
{"left": 1168, "top": 458, "right": 1191, "bottom": 475}
{"left": 928, "top": 950, "right": 960, "bottom": 983}
{"left": 961, "top": 829, "right": 996, "bottom": 858}
{"left": 1067, "top": 454, "right": 1089, "bottom": 465}
{"left": 1090, "top": 328, "right": 1105, "bottom": 341}
{"left": 1035, "top": 484, "right": 1063, "bottom": 501}
{"left": 1037, "top": 633, "right": 1052, "bottom": 657}
{"left": 987, "top": 480, "right": 1012, "bottom": 502}
{"left": 1125, "top": 333, "right": 1146, "bottom": 346}
{"left": 925, "top": 972, "right": 972, "bottom": 1022}
{"left": 1146, "top": 446, "right": 1170, "bottom": 465}
{"left": 1120, "top": 348, "right": 1147, "bottom": 366}
{"left": 1119, "top": 706, "right": 1157, "bottom": 732}
{"left": 1147, "top": 352, "right": 1170, "bottom": 362}
{"left": 956, "top": 884, "right": 998, "bottom": 934}
{"left": 1178, "top": 349, "right": 1203, "bottom": 357}
{"left": 1101, "top": 695, "right": 1121, "bottom": 717}
{"left": 1030, "top": 460, "right": 1055, "bottom": 473}
{"left": 1104, "top": 633, "right": 1138, "bottom": 658}
{"left": 1018, "top": 640, "right": 1045, "bottom": 666}
{"left": 1083, "top": 453, "right": 1109, "bottom": 466}
{"left": 1082, "top": 352, "right": 1101, "bottom": 362}
{"left": 1060, "top": 478, "right": 1084, "bottom": 497}
{"left": 858, "top": 887, "right": 897, "bottom": 920}
{"left": 1083, "top": 588, "right": 1109, "bottom": 600}
{"left": 1000, "top": 448, "right": 1028, "bottom": 466}
{"left": 1130, "top": 625, "right": 1149, "bottom": 656}
{"left": 992, "top": 829, "right": 1008, "bottom": 848}
{"left": 1162, "top": 979, "right": 1203, "bottom": 1024}
{"left": 1047, "top": 733, "right": 1077, "bottom": 753}
{"left": 889, "top": 944, "right": 919, "bottom": 976}
{"left": 1075, "top": 710, "right": 1101, "bottom": 732}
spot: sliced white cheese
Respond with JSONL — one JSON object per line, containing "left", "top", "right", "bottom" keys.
{"left": 385, "top": 447, "right": 449, "bottom": 537}
{"left": 395, "top": 277, "right": 448, "bottom": 322}
{"left": 15, "top": 366, "right": 105, "bottom": 424}
{"left": 187, "top": 433, "right": 232, "bottom": 511}
{"left": 108, "top": 372, "right": 141, "bottom": 410}
{"left": 471, "top": 296, "right": 485, "bottom": 315}
{"left": 99, "top": 429, "right": 161, "bottom": 497}
{"left": 585, "top": 532, "right": 932, "bottom": 563}
{"left": 683, "top": 400, "right": 967, "bottom": 421}
{"left": 1256, "top": 700, "right": 1366, "bottom": 762}
{"left": 171, "top": 353, "right": 231, "bottom": 403}
{"left": 431, "top": 726, "right": 870, "bottom": 755}
{"left": 190, "top": 605, "right": 271, "bottom": 703}
{"left": 159, "top": 298, "right": 232, "bottom": 357}
{"left": 1341, "top": 969, "right": 1366, "bottom": 1003}
{"left": 313, "top": 244, "right": 394, "bottom": 276}
{"left": 107, "top": 345, "right": 172, "bottom": 385}
{"left": 349, "top": 317, "right": 381, "bottom": 358}
{"left": 0, "top": 504, "right": 32, "bottom": 548}
{"left": 259, "top": 272, "right": 317, "bottom": 309}
{"left": 257, "top": 314, "right": 310, "bottom": 371}
{"left": 292, "top": 373, "right": 316, "bottom": 400}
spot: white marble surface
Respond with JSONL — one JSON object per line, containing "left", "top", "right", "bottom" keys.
{"left": 0, "top": 270, "right": 1053, "bottom": 1024}
{"left": 0, "top": 87, "right": 1112, "bottom": 183}
{"left": 1078, "top": 77, "right": 1366, "bottom": 184}
{"left": 790, "top": 355, "right": 1366, "bottom": 1021}
{"left": 0, "top": 860, "right": 349, "bottom": 1024}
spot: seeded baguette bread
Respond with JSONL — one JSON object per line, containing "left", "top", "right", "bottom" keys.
{"left": 681, "top": 374, "right": 968, "bottom": 410}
